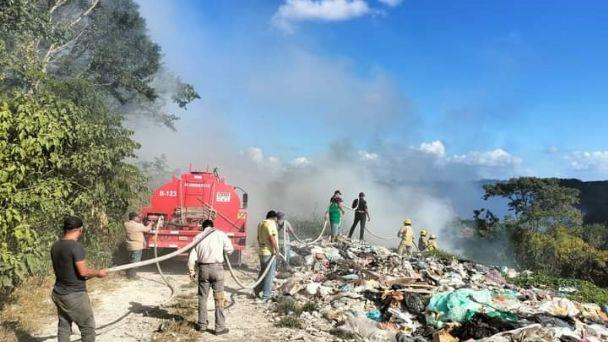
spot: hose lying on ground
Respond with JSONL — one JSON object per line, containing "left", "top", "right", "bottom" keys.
{"left": 224, "top": 252, "right": 285, "bottom": 290}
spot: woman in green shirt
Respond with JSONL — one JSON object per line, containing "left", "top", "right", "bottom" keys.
{"left": 325, "top": 190, "right": 346, "bottom": 242}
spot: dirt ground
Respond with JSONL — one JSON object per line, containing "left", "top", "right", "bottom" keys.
{"left": 29, "top": 249, "right": 318, "bottom": 342}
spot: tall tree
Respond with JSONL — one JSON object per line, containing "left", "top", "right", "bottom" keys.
{"left": 0, "top": 0, "right": 199, "bottom": 129}
{"left": 0, "top": 0, "right": 199, "bottom": 288}
{"left": 479, "top": 177, "right": 582, "bottom": 231}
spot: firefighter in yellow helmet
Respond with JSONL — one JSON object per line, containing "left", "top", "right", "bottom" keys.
{"left": 418, "top": 229, "right": 429, "bottom": 251}
{"left": 427, "top": 234, "right": 438, "bottom": 251}
{"left": 397, "top": 218, "right": 414, "bottom": 256}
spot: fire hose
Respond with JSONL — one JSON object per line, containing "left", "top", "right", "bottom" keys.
{"left": 224, "top": 252, "right": 283, "bottom": 290}
{"left": 106, "top": 227, "right": 216, "bottom": 273}
{"left": 364, "top": 226, "right": 394, "bottom": 240}
{"left": 289, "top": 219, "right": 329, "bottom": 245}
{"left": 152, "top": 217, "right": 176, "bottom": 306}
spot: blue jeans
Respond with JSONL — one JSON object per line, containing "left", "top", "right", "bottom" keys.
{"left": 254, "top": 255, "right": 276, "bottom": 300}
{"left": 330, "top": 223, "right": 340, "bottom": 236}
{"left": 279, "top": 237, "right": 290, "bottom": 270}
{"left": 127, "top": 249, "right": 142, "bottom": 278}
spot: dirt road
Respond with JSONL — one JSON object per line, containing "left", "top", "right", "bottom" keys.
{"left": 32, "top": 250, "right": 315, "bottom": 342}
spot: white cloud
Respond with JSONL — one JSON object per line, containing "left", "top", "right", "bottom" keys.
{"left": 449, "top": 148, "right": 522, "bottom": 168}
{"left": 568, "top": 151, "right": 608, "bottom": 171}
{"left": 244, "top": 147, "right": 264, "bottom": 163}
{"left": 418, "top": 141, "right": 446, "bottom": 158}
{"left": 377, "top": 0, "right": 403, "bottom": 7}
{"left": 292, "top": 156, "right": 311, "bottom": 166}
{"left": 272, "top": 0, "right": 371, "bottom": 33}
{"left": 358, "top": 150, "right": 379, "bottom": 161}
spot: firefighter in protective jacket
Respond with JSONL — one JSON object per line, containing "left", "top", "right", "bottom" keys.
{"left": 397, "top": 218, "right": 414, "bottom": 256}
{"left": 418, "top": 229, "right": 429, "bottom": 251}
{"left": 427, "top": 234, "right": 438, "bottom": 251}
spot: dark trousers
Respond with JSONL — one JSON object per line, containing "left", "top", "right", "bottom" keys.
{"left": 197, "top": 264, "right": 226, "bottom": 331}
{"left": 348, "top": 212, "right": 367, "bottom": 240}
{"left": 52, "top": 291, "right": 96, "bottom": 342}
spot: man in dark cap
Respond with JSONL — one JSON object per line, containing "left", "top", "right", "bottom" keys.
{"left": 51, "top": 216, "right": 108, "bottom": 342}
{"left": 348, "top": 192, "right": 370, "bottom": 240}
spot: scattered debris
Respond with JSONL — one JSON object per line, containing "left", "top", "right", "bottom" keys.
{"left": 269, "top": 237, "right": 608, "bottom": 341}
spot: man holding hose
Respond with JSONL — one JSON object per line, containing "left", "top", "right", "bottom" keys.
{"left": 254, "top": 210, "right": 279, "bottom": 303}
{"left": 188, "top": 219, "right": 233, "bottom": 335}
{"left": 51, "top": 216, "right": 108, "bottom": 342}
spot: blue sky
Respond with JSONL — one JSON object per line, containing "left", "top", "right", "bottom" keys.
{"left": 135, "top": 0, "right": 608, "bottom": 180}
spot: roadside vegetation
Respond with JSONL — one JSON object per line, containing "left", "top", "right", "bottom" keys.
{"left": 511, "top": 273, "right": 608, "bottom": 305}
{"left": 0, "top": 0, "right": 198, "bottom": 295}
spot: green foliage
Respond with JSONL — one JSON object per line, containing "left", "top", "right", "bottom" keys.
{"left": 301, "top": 300, "right": 319, "bottom": 313}
{"left": 0, "top": 0, "right": 199, "bottom": 127}
{"left": 573, "top": 224, "right": 608, "bottom": 250}
{"left": 273, "top": 296, "right": 319, "bottom": 317}
{"left": 511, "top": 273, "right": 608, "bottom": 305}
{"left": 513, "top": 226, "right": 608, "bottom": 286}
{"left": 481, "top": 177, "right": 582, "bottom": 230}
{"left": 422, "top": 248, "right": 461, "bottom": 261}
{"left": 0, "top": 0, "right": 198, "bottom": 290}
{"left": 0, "top": 91, "right": 146, "bottom": 287}
{"left": 275, "top": 316, "right": 303, "bottom": 329}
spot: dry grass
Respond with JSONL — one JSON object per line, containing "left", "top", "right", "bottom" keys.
{"left": 0, "top": 274, "right": 120, "bottom": 342}
{"left": 149, "top": 294, "right": 199, "bottom": 341}
{"left": 0, "top": 276, "right": 55, "bottom": 342}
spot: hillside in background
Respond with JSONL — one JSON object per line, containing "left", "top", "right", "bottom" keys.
{"left": 560, "top": 179, "right": 608, "bottom": 224}
{"left": 430, "top": 179, "right": 608, "bottom": 224}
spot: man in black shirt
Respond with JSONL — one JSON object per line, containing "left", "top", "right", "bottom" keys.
{"left": 51, "top": 216, "right": 108, "bottom": 342}
{"left": 348, "top": 192, "right": 370, "bottom": 240}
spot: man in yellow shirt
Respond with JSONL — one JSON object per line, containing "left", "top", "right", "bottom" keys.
{"left": 253, "top": 210, "right": 279, "bottom": 303}
{"left": 124, "top": 212, "right": 152, "bottom": 279}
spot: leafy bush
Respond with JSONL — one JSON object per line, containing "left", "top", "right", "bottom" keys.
{"left": 511, "top": 273, "right": 608, "bottom": 305}
{"left": 273, "top": 296, "right": 319, "bottom": 316}
{"left": 573, "top": 224, "right": 608, "bottom": 251}
{"left": 0, "top": 90, "right": 146, "bottom": 288}
{"left": 276, "top": 316, "right": 303, "bottom": 329}
{"left": 513, "top": 226, "right": 608, "bottom": 286}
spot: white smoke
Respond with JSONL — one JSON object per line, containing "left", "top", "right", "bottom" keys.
{"left": 132, "top": 1, "right": 523, "bottom": 252}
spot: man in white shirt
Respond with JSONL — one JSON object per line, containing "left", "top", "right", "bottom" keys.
{"left": 187, "top": 219, "right": 233, "bottom": 335}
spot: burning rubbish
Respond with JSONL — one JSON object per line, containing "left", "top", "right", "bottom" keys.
{"left": 267, "top": 237, "right": 608, "bottom": 341}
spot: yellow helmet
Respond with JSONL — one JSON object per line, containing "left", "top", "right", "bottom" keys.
{"left": 420, "top": 229, "right": 427, "bottom": 236}
{"left": 403, "top": 218, "right": 412, "bottom": 225}
{"left": 430, "top": 234, "right": 437, "bottom": 240}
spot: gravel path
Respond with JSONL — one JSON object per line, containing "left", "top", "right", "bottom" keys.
{"left": 32, "top": 250, "right": 318, "bottom": 342}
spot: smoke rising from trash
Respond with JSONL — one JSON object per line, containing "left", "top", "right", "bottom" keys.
{"left": 133, "top": 114, "right": 476, "bottom": 251}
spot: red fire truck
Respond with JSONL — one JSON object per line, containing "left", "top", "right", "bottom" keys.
{"left": 141, "top": 168, "right": 248, "bottom": 263}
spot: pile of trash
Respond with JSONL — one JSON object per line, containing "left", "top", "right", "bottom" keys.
{"left": 272, "top": 237, "right": 608, "bottom": 341}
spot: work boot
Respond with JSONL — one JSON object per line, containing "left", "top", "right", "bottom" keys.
{"left": 214, "top": 328, "right": 229, "bottom": 335}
